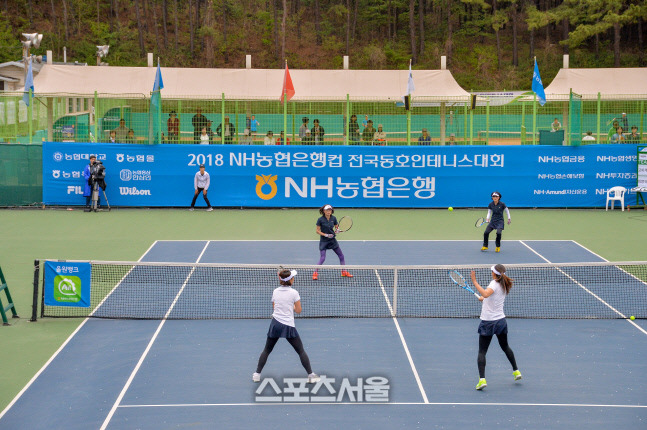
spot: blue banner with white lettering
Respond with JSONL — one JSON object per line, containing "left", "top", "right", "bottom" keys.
{"left": 42, "top": 142, "right": 638, "bottom": 208}
{"left": 44, "top": 261, "right": 91, "bottom": 307}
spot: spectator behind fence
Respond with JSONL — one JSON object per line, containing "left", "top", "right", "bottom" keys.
{"left": 362, "top": 114, "right": 369, "bottom": 129}
{"left": 192, "top": 107, "right": 208, "bottom": 143}
{"left": 374, "top": 124, "right": 387, "bottom": 145}
{"left": 206, "top": 120, "right": 215, "bottom": 143}
{"left": 200, "top": 127, "right": 210, "bottom": 144}
{"left": 311, "top": 119, "right": 325, "bottom": 144}
{"left": 611, "top": 126, "right": 626, "bottom": 143}
{"left": 302, "top": 129, "right": 314, "bottom": 145}
{"left": 418, "top": 128, "right": 431, "bottom": 145}
{"left": 551, "top": 118, "right": 561, "bottom": 132}
{"left": 250, "top": 115, "right": 260, "bottom": 136}
{"left": 626, "top": 126, "right": 641, "bottom": 143}
{"left": 620, "top": 112, "right": 629, "bottom": 131}
{"left": 349, "top": 114, "right": 360, "bottom": 144}
{"left": 607, "top": 120, "right": 619, "bottom": 142}
{"left": 240, "top": 128, "right": 254, "bottom": 145}
{"left": 264, "top": 130, "right": 274, "bottom": 145}
{"left": 276, "top": 131, "right": 290, "bottom": 145}
{"left": 362, "top": 120, "right": 376, "bottom": 144}
{"left": 582, "top": 131, "right": 596, "bottom": 142}
{"left": 106, "top": 130, "right": 117, "bottom": 143}
{"left": 167, "top": 111, "right": 179, "bottom": 143}
{"left": 124, "top": 129, "right": 136, "bottom": 144}
{"left": 216, "top": 116, "right": 236, "bottom": 144}
{"left": 299, "top": 117, "right": 310, "bottom": 141}
{"left": 114, "top": 118, "right": 129, "bottom": 141}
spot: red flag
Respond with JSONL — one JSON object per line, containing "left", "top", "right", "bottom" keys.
{"left": 280, "top": 62, "right": 295, "bottom": 103}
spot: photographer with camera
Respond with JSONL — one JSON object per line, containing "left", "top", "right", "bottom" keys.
{"left": 83, "top": 155, "right": 107, "bottom": 211}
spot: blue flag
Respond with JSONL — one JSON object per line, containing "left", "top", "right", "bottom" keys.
{"left": 22, "top": 59, "right": 34, "bottom": 106}
{"left": 532, "top": 58, "right": 546, "bottom": 106}
{"left": 150, "top": 61, "right": 164, "bottom": 143}
{"left": 153, "top": 61, "right": 164, "bottom": 92}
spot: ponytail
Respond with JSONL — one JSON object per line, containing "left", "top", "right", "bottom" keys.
{"left": 493, "top": 263, "right": 513, "bottom": 294}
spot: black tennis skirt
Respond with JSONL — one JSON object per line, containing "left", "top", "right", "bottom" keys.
{"left": 319, "top": 238, "right": 340, "bottom": 251}
{"left": 478, "top": 318, "right": 508, "bottom": 336}
{"left": 267, "top": 318, "right": 299, "bottom": 339}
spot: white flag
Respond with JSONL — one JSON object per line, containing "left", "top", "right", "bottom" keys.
{"left": 406, "top": 62, "right": 415, "bottom": 96}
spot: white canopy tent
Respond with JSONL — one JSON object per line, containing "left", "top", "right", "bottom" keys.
{"left": 544, "top": 67, "right": 647, "bottom": 100}
{"left": 32, "top": 64, "right": 470, "bottom": 101}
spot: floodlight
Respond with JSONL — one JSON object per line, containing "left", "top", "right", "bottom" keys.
{"left": 22, "top": 33, "right": 43, "bottom": 48}
{"left": 96, "top": 45, "right": 109, "bottom": 58}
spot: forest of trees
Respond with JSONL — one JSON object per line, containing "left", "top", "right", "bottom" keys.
{"left": 2, "top": 0, "right": 646, "bottom": 90}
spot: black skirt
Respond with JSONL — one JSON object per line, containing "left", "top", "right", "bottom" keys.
{"left": 267, "top": 318, "right": 299, "bottom": 339}
{"left": 478, "top": 318, "right": 508, "bottom": 336}
{"left": 319, "top": 238, "right": 340, "bottom": 251}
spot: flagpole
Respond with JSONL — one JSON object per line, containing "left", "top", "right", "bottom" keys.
{"left": 284, "top": 60, "right": 288, "bottom": 143}
{"left": 28, "top": 88, "right": 33, "bottom": 144}
{"left": 157, "top": 58, "right": 162, "bottom": 144}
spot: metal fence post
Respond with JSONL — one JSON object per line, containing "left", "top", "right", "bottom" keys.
{"left": 94, "top": 91, "right": 99, "bottom": 142}
{"left": 532, "top": 93, "right": 537, "bottom": 144}
{"left": 28, "top": 89, "right": 33, "bottom": 144}
{"left": 221, "top": 92, "right": 225, "bottom": 145}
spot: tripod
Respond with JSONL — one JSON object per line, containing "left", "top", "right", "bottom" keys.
{"left": 90, "top": 180, "right": 111, "bottom": 212}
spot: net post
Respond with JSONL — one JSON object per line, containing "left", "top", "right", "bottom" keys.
{"left": 30, "top": 260, "right": 40, "bottom": 322}
{"left": 393, "top": 268, "right": 398, "bottom": 317}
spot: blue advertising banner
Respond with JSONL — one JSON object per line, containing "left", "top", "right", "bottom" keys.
{"left": 42, "top": 142, "right": 638, "bottom": 208}
{"left": 44, "top": 261, "right": 91, "bottom": 307}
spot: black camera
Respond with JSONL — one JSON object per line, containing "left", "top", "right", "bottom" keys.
{"left": 89, "top": 160, "right": 107, "bottom": 189}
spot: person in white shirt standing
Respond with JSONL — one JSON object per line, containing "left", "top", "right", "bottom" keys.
{"left": 190, "top": 164, "right": 213, "bottom": 211}
{"left": 470, "top": 264, "right": 521, "bottom": 390}
{"left": 253, "top": 269, "right": 320, "bottom": 384}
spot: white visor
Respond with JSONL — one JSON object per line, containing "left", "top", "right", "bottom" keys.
{"left": 323, "top": 205, "right": 333, "bottom": 210}
{"left": 491, "top": 266, "right": 501, "bottom": 276}
{"left": 280, "top": 270, "right": 297, "bottom": 282}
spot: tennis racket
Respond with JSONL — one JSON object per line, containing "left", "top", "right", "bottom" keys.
{"left": 448, "top": 270, "right": 480, "bottom": 298}
{"left": 334, "top": 216, "right": 353, "bottom": 234}
{"left": 475, "top": 217, "right": 486, "bottom": 227}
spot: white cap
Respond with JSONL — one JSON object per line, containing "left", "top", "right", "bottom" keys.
{"left": 323, "top": 204, "right": 333, "bottom": 210}
{"left": 279, "top": 270, "right": 297, "bottom": 282}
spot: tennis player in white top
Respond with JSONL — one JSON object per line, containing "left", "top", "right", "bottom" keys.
{"left": 470, "top": 264, "right": 521, "bottom": 390}
{"left": 253, "top": 269, "right": 320, "bottom": 383}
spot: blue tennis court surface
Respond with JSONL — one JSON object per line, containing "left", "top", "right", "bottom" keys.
{"left": 1, "top": 240, "right": 646, "bottom": 429}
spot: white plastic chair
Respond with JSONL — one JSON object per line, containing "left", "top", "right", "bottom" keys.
{"left": 606, "top": 186, "right": 627, "bottom": 211}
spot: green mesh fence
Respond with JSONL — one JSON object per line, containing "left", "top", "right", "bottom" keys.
{"left": 0, "top": 93, "right": 645, "bottom": 146}
{"left": 0, "top": 143, "right": 42, "bottom": 206}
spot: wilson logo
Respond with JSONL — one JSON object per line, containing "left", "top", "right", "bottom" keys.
{"left": 119, "top": 187, "right": 151, "bottom": 196}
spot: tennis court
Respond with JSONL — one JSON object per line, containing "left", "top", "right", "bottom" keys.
{"left": 1, "top": 239, "right": 646, "bottom": 429}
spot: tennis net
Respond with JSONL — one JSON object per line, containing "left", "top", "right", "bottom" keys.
{"left": 34, "top": 260, "right": 647, "bottom": 320}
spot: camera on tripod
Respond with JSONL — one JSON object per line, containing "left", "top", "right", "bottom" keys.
{"left": 86, "top": 160, "right": 110, "bottom": 212}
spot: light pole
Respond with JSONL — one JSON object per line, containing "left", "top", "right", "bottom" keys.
{"left": 96, "top": 45, "right": 109, "bottom": 66}
{"left": 21, "top": 32, "right": 43, "bottom": 80}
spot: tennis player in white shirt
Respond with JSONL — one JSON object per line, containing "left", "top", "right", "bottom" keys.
{"left": 470, "top": 264, "right": 522, "bottom": 390}
{"left": 253, "top": 269, "right": 320, "bottom": 383}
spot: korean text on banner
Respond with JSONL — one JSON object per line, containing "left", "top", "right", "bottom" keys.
{"left": 44, "top": 261, "right": 92, "bottom": 308}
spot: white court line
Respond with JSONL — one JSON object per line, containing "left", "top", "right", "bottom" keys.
{"left": 519, "top": 241, "right": 647, "bottom": 336}
{"left": 0, "top": 240, "right": 159, "bottom": 422}
{"left": 118, "top": 402, "right": 647, "bottom": 408}
{"left": 571, "top": 240, "right": 647, "bottom": 288}
{"left": 149, "top": 239, "right": 576, "bottom": 242}
{"left": 569, "top": 240, "right": 609, "bottom": 262}
{"left": 374, "top": 270, "right": 429, "bottom": 404}
{"left": 99, "top": 240, "right": 211, "bottom": 430}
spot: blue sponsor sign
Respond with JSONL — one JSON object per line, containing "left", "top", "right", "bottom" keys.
{"left": 44, "top": 261, "right": 91, "bottom": 307}
{"left": 42, "top": 142, "right": 638, "bottom": 208}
